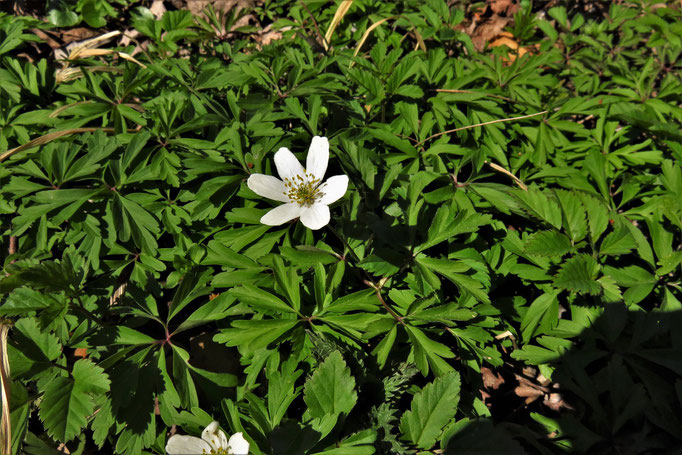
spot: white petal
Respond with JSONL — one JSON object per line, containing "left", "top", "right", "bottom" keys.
{"left": 260, "top": 203, "right": 304, "bottom": 226}
{"left": 274, "top": 147, "right": 305, "bottom": 181}
{"left": 202, "top": 422, "right": 229, "bottom": 450}
{"left": 165, "top": 435, "right": 212, "bottom": 454}
{"left": 227, "top": 432, "right": 250, "bottom": 455}
{"left": 300, "top": 204, "right": 330, "bottom": 230}
{"left": 306, "top": 136, "right": 329, "bottom": 181}
{"left": 247, "top": 174, "right": 289, "bottom": 202}
{"left": 318, "top": 175, "right": 349, "bottom": 205}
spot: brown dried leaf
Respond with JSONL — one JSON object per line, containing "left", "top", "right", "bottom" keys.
{"left": 515, "top": 385, "right": 543, "bottom": 398}
{"left": 544, "top": 392, "right": 573, "bottom": 411}
{"left": 185, "top": 0, "right": 254, "bottom": 18}
{"left": 489, "top": 0, "right": 520, "bottom": 16}
{"left": 149, "top": 0, "right": 167, "bottom": 20}
{"left": 481, "top": 366, "right": 505, "bottom": 390}
{"left": 471, "top": 15, "right": 510, "bottom": 51}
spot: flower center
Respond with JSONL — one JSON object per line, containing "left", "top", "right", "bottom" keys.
{"left": 283, "top": 172, "right": 325, "bottom": 207}
{"left": 202, "top": 449, "right": 228, "bottom": 455}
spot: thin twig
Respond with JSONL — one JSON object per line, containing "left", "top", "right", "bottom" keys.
{"left": 299, "top": 1, "right": 328, "bottom": 50}
{"left": 327, "top": 225, "right": 361, "bottom": 264}
{"left": 417, "top": 110, "right": 548, "bottom": 146}
{"left": 0, "top": 126, "right": 140, "bottom": 162}
{"left": 436, "top": 88, "right": 515, "bottom": 103}
{"left": 8, "top": 237, "right": 16, "bottom": 256}
{"left": 374, "top": 288, "right": 405, "bottom": 326}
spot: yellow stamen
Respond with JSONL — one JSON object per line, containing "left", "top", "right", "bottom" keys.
{"left": 282, "top": 172, "right": 325, "bottom": 207}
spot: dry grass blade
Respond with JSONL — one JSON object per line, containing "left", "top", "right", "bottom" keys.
{"left": 117, "top": 52, "right": 147, "bottom": 68}
{"left": 66, "top": 30, "right": 121, "bottom": 60}
{"left": 71, "top": 49, "right": 147, "bottom": 68}
{"left": 0, "top": 127, "right": 118, "bottom": 162}
{"left": 486, "top": 161, "right": 528, "bottom": 190}
{"left": 110, "top": 282, "right": 128, "bottom": 307}
{"left": 49, "top": 101, "right": 95, "bottom": 118}
{"left": 56, "top": 66, "right": 123, "bottom": 84}
{"left": 351, "top": 16, "right": 395, "bottom": 68}
{"left": 417, "top": 110, "right": 548, "bottom": 145}
{"left": 0, "top": 323, "right": 11, "bottom": 455}
{"left": 411, "top": 27, "right": 427, "bottom": 52}
{"left": 324, "top": 0, "right": 354, "bottom": 51}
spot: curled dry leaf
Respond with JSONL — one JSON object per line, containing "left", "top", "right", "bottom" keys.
{"left": 481, "top": 366, "right": 505, "bottom": 390}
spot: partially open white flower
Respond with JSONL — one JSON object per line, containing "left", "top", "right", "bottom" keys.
{"left": 247, "top": 136, "right": 349, "bottom": 230}
{"left": 165, "top": 421, "right": 249, "bottom": 455}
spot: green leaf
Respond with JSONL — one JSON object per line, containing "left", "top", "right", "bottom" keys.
{"left": 514, "top": 188, "right": 563, "bottom": 229}
{"left": 603, "top": 265, "right": 657, "bottom": 305}
{"left": 553, "top": 254, "right": 601, "bottom": 295}
{"left": 520, "top": 290, "right": 561, "bottom": 342}
{"left": 304, "top": 351, "right": 357, "bottom": 420}
{"left": 408, "top": 304, "right": 477, "bottom": 324}
{"left": 0, "top": 288, "right": 58, "bottom": 316}
{"left": 272, "top": 255, "right": 300, "bottom": 311}
{"left": 13, "top": 318, "right": 61, "bottom": 362}
{"left": 399, "top": 370, "right": 461, "bottom": 449}
{"left": 72, "top": 359, "right": 111, "bottom": 394}
{"left": 230, "top": 284, "right": 297, "bottom": 314}
{"left": 47, "top": 9, "right": 80, "bottom": 27}
{"left": 579, "top": 193, "right": 610, "bottom": 244}
{"left": 599, "top": 219, "right": 636, "bottom": 256}
{"left": 81, "top": 0, "right": 107, "bottom": 28}
{"left": 524, "top": 230, "right": 572, "bottom": 257}
{"left": 39, "top": 359, "right": 110, "bottom": 442}
{"left": 214, "top": 319, "right": 298, "bottom": 352}
{"left": 405, "top": 325, "right": 455, "bottom": 377}
{"left": 415, "top": 256, "right": 490, "bottom": 303}
{"left": 202, "top": 240, "right": 259, "bottom": 268}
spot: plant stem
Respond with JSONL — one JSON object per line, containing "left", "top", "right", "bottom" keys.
{"left": 327, "top": 225, "right": 361, "bottom": 264}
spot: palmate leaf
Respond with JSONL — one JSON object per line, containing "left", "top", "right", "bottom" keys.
{"left": 399, "top": 370, "right": 461, "bottom": 449}
{"left": 405, "top": 325, "right": 455, "bottom": 376}
{"left": 415, "top": 256, "right": 490, "bottom": 303}
{"left": 39, "top": 359, "right": 110, "bottom": 442}
{"left": 553, "top": 254, "right": 601, "bottom": 295}
{"left": 214, "top": 319, "right": 299, "bottom": 353}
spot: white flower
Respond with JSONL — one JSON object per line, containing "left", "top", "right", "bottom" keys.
{"left": 247, "top": 136, "right": 349, "bottom": 230}
{"left": 165, "top": 421, "right": 249, "bottom": 455}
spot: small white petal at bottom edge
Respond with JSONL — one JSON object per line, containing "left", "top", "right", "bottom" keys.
{"left": 228, "top": 432, "right": 250, "bottom": 455}
{"left": 300, "top": 204, "right": 330, "bottom": 230}
{"left": 247, "top": 174, "right": 289, "bottom": 202}
{"left": 318, "top": 175, "right": 349, "bottom": 205}
{"left": 165, "top": 435, "right": 212, "bottom": 455}
{"left": 306, "top": 136, "right": 329, "bottom": 181}
{"left": 202, "top": 421, "right": 228, "bottom": 451}
{"left": 260, "top": 203, "right": 304, "bottom": 226}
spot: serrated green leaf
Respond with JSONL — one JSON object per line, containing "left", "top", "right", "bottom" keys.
{"left": 399, "top": 370, "right": 461, "bottom": 449}
{"left": 0, "top": 287, "right": 58, "bottom": 316}
{"left": 304, "top": 351, "right": 357, "bottom": 419}
{"left": 72, "top": 359, "right": 111, "bottom": 395}
{"left": 13, "top": 318, "right": 61, "bottom": 362}
{"left": 39, "top": 359, "right": 109, "bottom": 443}
{"left": 524, "top": 230, "right": 572, "bottom": 257}
{"left": 554, "top": 254, "right": 601, "bottom": 295}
